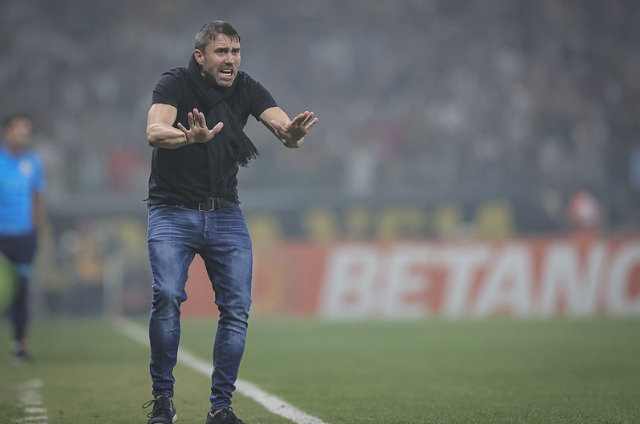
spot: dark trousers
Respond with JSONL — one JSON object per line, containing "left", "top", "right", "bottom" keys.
{"left": 0, "top": 232, "right": 37, "bottom": 342}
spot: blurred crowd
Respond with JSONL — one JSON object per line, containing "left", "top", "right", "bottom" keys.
{"left": 1, "top": 0, "right": 639, "bottom": 234}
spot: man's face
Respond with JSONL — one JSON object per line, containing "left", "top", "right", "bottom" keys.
{"left": 195, "top": 34, "right": 241, "bottom": 87}
{"left": 3, "top": 118, "right": 32, "bottom": 153}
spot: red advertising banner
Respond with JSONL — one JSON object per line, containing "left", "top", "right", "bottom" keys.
{"left": 182, "top": 237, "right": 640, "bottom": 318}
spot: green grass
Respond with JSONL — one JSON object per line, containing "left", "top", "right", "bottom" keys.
{"left": 1, "top": 317, "right": 639, "bottom": 423}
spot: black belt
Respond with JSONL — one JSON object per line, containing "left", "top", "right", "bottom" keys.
{"left": 180, "top": 197, "right": 236, "bottom": 211}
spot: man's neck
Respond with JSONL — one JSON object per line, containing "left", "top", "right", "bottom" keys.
{"left": 2, "top": 142, "right": 25, "bottom": 156}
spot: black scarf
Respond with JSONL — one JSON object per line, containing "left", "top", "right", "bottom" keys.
{"left": 185, "top": 54, "right": 259, "bottom": 182}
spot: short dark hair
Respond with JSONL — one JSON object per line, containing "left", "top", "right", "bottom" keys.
{"left": 195, "top": 21, "right": 241, "bottom": 52}
{"left": 2, "top": 113, "right": 31, "bottom": 129}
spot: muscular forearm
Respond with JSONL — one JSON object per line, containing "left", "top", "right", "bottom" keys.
{"left": 147, "top": 124, "right": 190, "bottom": 149}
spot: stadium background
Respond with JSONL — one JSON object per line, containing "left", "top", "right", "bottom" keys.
{"left": 1, "top": 0, "right": 639, "bottom": 319}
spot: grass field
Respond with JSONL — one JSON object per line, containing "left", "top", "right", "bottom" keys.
{"left": 1, "top": 317, "right": 639, "bottom": 424}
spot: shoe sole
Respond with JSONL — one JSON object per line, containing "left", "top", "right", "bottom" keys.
{"left": 147, "top": 414, "right": 177, "bottom": 424}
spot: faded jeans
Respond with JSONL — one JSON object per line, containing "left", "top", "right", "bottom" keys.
{"left": 147, "top": 204, "right": 252, "bottom": 411}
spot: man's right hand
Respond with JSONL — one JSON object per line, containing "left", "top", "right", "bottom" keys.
{"left": 177, "top": 108, "right": 224, "bottom": 144}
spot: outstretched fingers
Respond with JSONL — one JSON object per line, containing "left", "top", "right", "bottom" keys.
{"left": 176, "top": 108, "right": 223, "bottom": 144}
{"left": 291, "top": 111, "right": 310, "bottom": 125}
{"left": 275, "top": 111, "right": 318, "bottom": 134}
{"left": 293, "top": 112, "right": 317, "bottom": 135}
{"left": 211, "top": 121, "right": 224, "bottom": 135}
{"left": 186, "top": 112, "right": 194, "bottom": 130}
{"left": 195, "top": 110, "right": 207, "bottom": 128}
{"left": 304, "top": 114, "right": 318, "bottom": 131}
{"left": 295, "top": 111, "right": 317, "bottom": 129}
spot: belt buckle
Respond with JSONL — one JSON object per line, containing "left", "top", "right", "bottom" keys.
{"left": 198, "top": 198, "right": 214, "bottom": 211}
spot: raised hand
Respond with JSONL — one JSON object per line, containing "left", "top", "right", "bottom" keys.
{"left": 177, "top": 108, "right": 224, "bottom": 144}
{"left": 270, "top": 111, "right": 318, "bottom": 144}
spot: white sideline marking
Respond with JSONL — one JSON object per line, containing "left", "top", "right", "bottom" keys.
{"left": 15, "top": 379, "right": 48, "bottom": 424}
{"left": 115, "top": 319, "right": 329, "bottom": 424}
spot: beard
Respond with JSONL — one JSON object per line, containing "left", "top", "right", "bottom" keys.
{"left": 201, "top": 68, "right": 218, "bottom": 86}
{"left": 201, "top": 67, "right": 235, "bottom": 88}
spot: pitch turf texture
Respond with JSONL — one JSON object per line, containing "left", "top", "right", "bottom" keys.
{"left": 1, "top": 318, "right": 639, "bottom": 423}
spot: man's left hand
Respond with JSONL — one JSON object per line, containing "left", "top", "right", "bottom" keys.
{"left": 271, "top": 111, "right": 318, "bottom": 145}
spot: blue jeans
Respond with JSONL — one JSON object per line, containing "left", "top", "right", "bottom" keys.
{"left": 147, "top": 204, "right": 252, "bottom": 411}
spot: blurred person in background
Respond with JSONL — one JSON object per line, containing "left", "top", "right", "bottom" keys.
{"left": 0, "top": 114, "right": 46, "bottom": 364}
{"left": 568, "top": 187, "right": 602, "bottom": 242}
{"left": 143, "top": 21, "right": 317, "bottom": 424}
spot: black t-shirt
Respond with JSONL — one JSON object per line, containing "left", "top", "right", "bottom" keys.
{"left": 148, "top": 69, "right": 277, "bottom": 205}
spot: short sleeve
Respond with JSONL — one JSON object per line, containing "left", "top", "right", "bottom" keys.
{"left": 152, "top": 72, "right": 184, "bottom": 108}
{"left": 242, "top": 74, "right": 278, "bottom": 120}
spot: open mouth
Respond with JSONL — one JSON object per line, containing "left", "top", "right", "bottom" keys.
{"left": 220, "top": 69, "right": 234, "bottom": 77}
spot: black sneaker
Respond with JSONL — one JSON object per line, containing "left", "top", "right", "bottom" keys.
{"left": 143, "top": 396, "right": 177, "bottom": 424}
{"left": 205, "top": 408, "right": 246, "bottom": 424}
